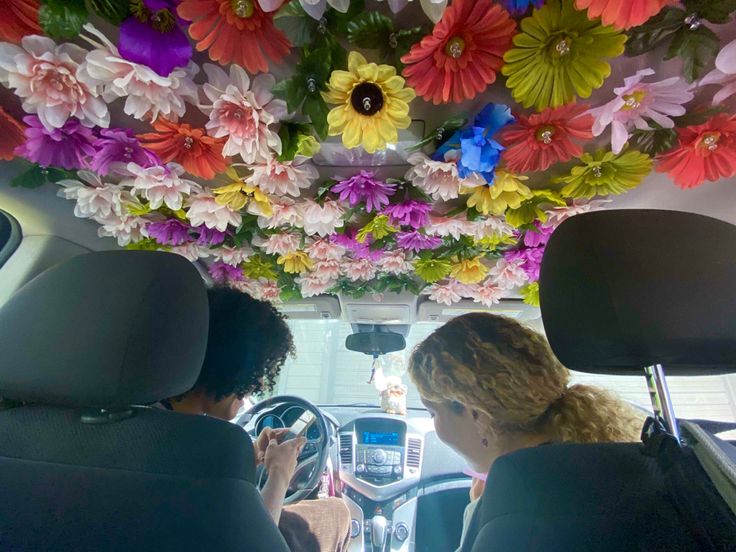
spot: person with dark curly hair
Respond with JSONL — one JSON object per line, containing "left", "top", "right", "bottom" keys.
{"left": 159, "top": 287, "right": 351, "bottom": 552}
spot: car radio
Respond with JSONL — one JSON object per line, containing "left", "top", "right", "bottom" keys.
{"left": 353, "top": 420, "right": 406, "bottom": 484}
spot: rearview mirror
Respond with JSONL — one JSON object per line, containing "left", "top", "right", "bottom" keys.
{"left": 345, "top": 332, "right": 406, "bottom": 357}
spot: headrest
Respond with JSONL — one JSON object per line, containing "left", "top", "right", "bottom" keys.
{"left": 539, "top": 210, "right": 736, "bottom": 376}
{"left": 0, "top": 251, "right": 209, "bottom": 407}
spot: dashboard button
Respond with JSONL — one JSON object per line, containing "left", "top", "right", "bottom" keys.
{"left": 393, "top": 465, "right": 403, "bottom": 475}
{"left": 367, "top": 465, "right": 379, "bottom": 474}
{"left": 350, "top": 520, "right": 361, "bottom": 539}
{"left": 372, "top": 449, "right": 387, "bottom": 465}
{"left": 394, "top": 522, "right": 409, "bottom": 542}
{"left": 356, "top": 464, "right": 366, "bottom": 474}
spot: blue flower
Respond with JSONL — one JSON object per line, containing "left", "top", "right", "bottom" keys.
{"left": 500, "top": 0, "right": 544, "bottom": 15}
{"left": 433, "top": 103, "right": 515, "bottom": 184}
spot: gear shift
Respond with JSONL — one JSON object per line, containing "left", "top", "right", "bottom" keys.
{"left": 370, "top": 515, "right": 389, "bottom": 552}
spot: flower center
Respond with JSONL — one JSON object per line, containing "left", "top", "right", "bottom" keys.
{"left": 621, "top": 89, "right": 647, "bottom": 110}
{"left": 445, "top": 37, "right": 466, "bottom": 59}
{"left": 536, "top": 125, "right": 555, "bottom": 144}
{"left": 684, "top": 13, "right": 701, "bottom": 30}
{"left": 230, "top": 0, "right": 254, "bottom": 18}
{"left": 700, "top": 132, "right": 720, "bottom": 151}
{"left": 554, "top": 37, "right": 571, "bottom": 56}
{"left": 183, "top": 136, "right": 194, "bottom": 149}
{"left": 351, "top": 82, "right": 384, "bottom": 116}
{"left": 131, "top": 0, "right": 176, "bottom": 32}
{"left": 306, "top": 76, "right": 318, "bottom": 94}
{"left": 591, "top": 166, "right": 603, "bottom": 178}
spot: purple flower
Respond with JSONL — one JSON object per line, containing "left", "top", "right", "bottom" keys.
{"left": 504, "top": 247, "right": 545, "bottom": 282}
{"left": 523, "top": 223, "right": 554, "bottom": 248}
{"left": 329, "top": 230, "right": 383, "bottom": 261}
{"left": 119, "top": 0, "right": 192, "bottom": 77}
{"left": 331, "top": 171, "right": 396, "bottom": 213}
{"left": 396, "top": 230, "right": 442, "bottom": 253}
{"left": 208, "top": 261, "right": 244, "bottom": 284}
{"left": 383, "top": 200, "right": 432, "bottom": 229}
{"left": 148, "top": 219, "right": 192, "bottom": 246}
{"left": 500, "top": 0, "right": 544, "bottom": 15}
{"left": 194, "top": 226, "right": 227, "bottom": 246}
{"left": 15, "top": 116, "right": 96, "bottom": 170}
{"left": 90, "top": 128, "right": 161, "bottom": 176}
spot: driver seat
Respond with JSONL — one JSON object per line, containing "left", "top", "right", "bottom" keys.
{"left": 0, "top": 251, "right": 290, "bottom": 552}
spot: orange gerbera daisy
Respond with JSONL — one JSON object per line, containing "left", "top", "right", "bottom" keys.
{"left": 401, "top": 0, "right": 515, "bottom": 104}
{"left": 177, "top": 0, "right": 291, "bottom": 74}
{"left": 0, "top": 107, "right": 25, "bottom": 161}
{"left": 0, "top": 0, "right": 41, "bottom": 44}
{"left": 575, "top": 0, "right": 670, "bottom": 30}
{"left": 137, "top": 118, "right": 228, "bottom": 180}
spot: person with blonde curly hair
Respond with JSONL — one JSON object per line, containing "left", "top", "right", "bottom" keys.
{"left": 408, "top": 312, "right": 644, "bottom": 551}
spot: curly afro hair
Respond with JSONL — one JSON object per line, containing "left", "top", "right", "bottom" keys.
{"left": 193, "top": 287, "right": 295, "bottom": 401}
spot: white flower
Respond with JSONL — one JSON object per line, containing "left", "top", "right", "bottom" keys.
{"left": 297, "top": 272, "right": 337, "bottom": 298}
{"left": 542, "top": 199, "right": 611, "bottom": 229}
{"left": 258, "top": 0, "right": 349, "bottom": 19}
{"left": 58, "top": 171, "right": 128, "bottom": 219}
{"left": 121, "top": 162, "right": 195, "bottom": 211}
{"left": 201, "top": 63, "right": 285, "bottom": 163}
{"left": 468, "top": 280, "right": 505, "bottom": 307}
{"left": 76, "top": 24, "right": 197, "bottom": 122}
{"left": 405, "top": 152, "right": 483, "bottom": 201}
{"left": 213, "top": 245, "right": 252, "bottom": 266}
{"left": 379, "top": 250, "right": 413, "bottom": 275}
{"left": 312, "top": 259, "right": 342, "bottom": 282}
{"left": 424, "top": 280, "right": 463, "bottom": 306}
{"left": 258, "top": 196, "right": 304, "bottom": 229}
{"left": 171, "top": 243, "right": 210, "bottom": 262}
{"left": 186, "top": 193, "right": 242, "bottom": 232}
{"left": 489, "top": 259, "right": 529, "bottom": 290}
{"left": 306, "top": 238, "right": 345, "bottom": 261}
{"left": 470, "top": 216, "right": 516, "bottom": 240}
{"left": 376, "top": 0, "right": 448, "bottom": 22}
{"left": 253, "top": 232, "right": 302, "bottom": 256}
{"left": 699, "top": 38, "right": 736, "bottom": 105}
{"left": 342, "top": 258, "right": 377, "bottom": 282}
{"left": 94, "top": 213, "right": 149, "bottom": 247}
{"left": 0, "top": 35, "right": 109, "bottom": 130}
{"left": 299, "top": 199, "right": 345, "bottom": 237}
{"left": 426, "top": 214, "right": 475, "bottom": 240}
{"left": 251, "top": 157, "right": 319, "bottom": 197}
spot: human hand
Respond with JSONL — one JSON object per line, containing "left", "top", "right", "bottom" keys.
{"left": 255, "top": 428, "right": 289, "bottom": 465}
{"left": 264, "top": 436, "right": 306, "bottom": 483}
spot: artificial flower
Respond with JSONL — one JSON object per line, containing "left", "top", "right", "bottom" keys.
{"left": 521, "top": 281, "right": 540, "bottom": 306}
{"left": 120, "top": 0, "right": 192, "bottom": 77}
{"left": 356, "top": 215, "right": 398, "bottom": 243}
{"left": 501, "top": 0, "right": 544, "bottom": 14}
{"left": 523, "top": 222, "right": 554, "bottom": 247}
{"left": 656, "top": 114, "right": 736, "bottom": 189}
{"left": 16, "top": 116, "right": 96, "bottom": 170}
{"left": 295, "top": 134, "right": 321, "bottom": 158}
{"left": 589, "top": 68, "right": 693, "bottom": 154}
{"left": 425, "top": 214, "right": 474, "bottom": 240}
{"left": 122, "top": 162, "right": 195, "bottom": 211}
{"left": 147, "top": 219, "right": 193, "bottom": 245}
{"left": 177, "top": 0, "right": 291, "bottom": 73}
{"left": 502, "top": 0, "right": 626, "bottom": 110}
{"left": 258, "top": 0, "right": 348, "bottom": 20}
{"left": 137, "top": 118, "right": 228, "bottom": 179}
{"left": 311, "top": 259, "right": 343, "bottom": 282}
{"left": 171, "top": 242, "right": 210, "bottom": 261}
{"left": 201, "top": 63, "right": 285, "bottom": 163}
{"left": 0, "top": 107, "right": 25, "bottom": 161}
{"left": 243, "top": 254, "right": 278, "bottom": 280}
{"left": 193, "top": 225, "right": 227, "bottom": 246}
{"left": 414, "top": 257, "right": 452, "bottom": 283}
{"left": 186, "top": 192, "right": 242, "bottom": 231}
{"left": 504, "top": 189, "right": 566, "bottom": 228}
{"left": 379, "top": 250, "right": 413, "bottom": 275}
{"left": 254, "top": 232, "right": 302, "bottom": 256}
{"left": 209, "top": 260, "right": 244, "bottom": 284}
{"left": 463, "top": 170, "right": 532, "bottom": 215}
{"left": 212, "top": 167, "right": 272, "bottom": 215}
{"left": 322, "top": 51, "right": 415, "bottom": 154}
{"left": 343, "top": 258, "right": 378, "bottom": 282}
{"left": 383, "top": 200, "right": 432, "bottom": 229}
{"left": 331, "top": 171, "right": 396, "bottom": 213}
{"left": 401, "top": 0, "right": 515, "bottom": 104}
{"left": 424, "top": 280, "right": 464, "bottom": 306}
{"left": 306, "top": 238, "right": 345, "bottom": 262}
{"left": 78, "top": 24, "right": 199, "bottom": 122}
{"left": 95, "top": 213, "right": 150, "bottom": 247}
{"left": 250, "top": 157, "right": 319, "bottom": 197}
{"left": 505, "top": 247, "right": 544, "bottom": 281}
{"left": 405, "top": 152, "right": 484, "bottom": 201}
{"left": 699, "top": 39, "right": 736, "bottom": 106}
{"left": 299, "top": 199, "right": 345, "bottom": 237}
{"left": 500, "top": 104, "right": 593, "bottom": 173}
{"left": 258, "top": 196, "right": 303, "bottom": 229}
{"left": 331, "top": 230, "right": 385, "bottom": 261}
{"left": 376, "top": 0, "right": 448, "bottom": 22}
{"left": 555, "top": 149, "right": 652, "bottom": 198}
{"left": 575, "top": 0, "right": 669, "bottom": 30}
{"left": 57, "top": 171, "right": 129, "bottom": 219}
{"left": 489, "top": 258, "right": 528, "bottom": 289}
{"left": 470, "top": 216, "right": 516, "bottom": 241}
{"left": 395, "top": 230, "right": 442, "bottom": 252}
{"left": 239, "top": 277, "right": 282, "bottom": 302}
{"left": 468, "top": 279, "right": 504, "bottom": 307}
{"left": 0, "top": 0, "right": 40, "bottom": 44}
{"left": 434, "top": 103, "right": 514, "bottom": 182}
{"left": 212, "top": 245, "right": 252, "bottom": 266}
{"left": 91, "top": 128, "right": 161, "bottom": 176}
{"left": 277, "top": 251, "right": 313, "bottom": 274}
{"left": 297, "top": 272, "right": 337, "bottom": 298}
{"left": 0, "top": 35, "right": 109, "bottom": 131}
{"left": 450, "top": 256, "right": 489, "bottom": 285}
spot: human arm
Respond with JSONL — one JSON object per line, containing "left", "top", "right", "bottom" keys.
{"left": 260, "top": 436, "right": 306, "bottom": 525}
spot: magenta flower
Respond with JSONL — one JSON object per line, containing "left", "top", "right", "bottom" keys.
{"left": 383, "top": 200, "right": 432, "bottom": 229}
{"left": 523, "top": 222, "right": 554, "bottom": 248}
{"left": 396, "top": 230, "right": 442, "bottom": 253}
{"left": 15, "top": 116, "right": 96, "bottom": 170}
{"left": 504, "top": 247, "right": 545, "bottom": 282}
{"left": 194, "top": 226, "right": 227, "bottom": 246}
{"left": 119, "top": 0, "right": 192, "bottom": 77}
{"left": 330, "top": 230, "right": 384, "bottom": 261}
{"left": 90, "top": 128, "right": 161, "bottom": 176}
{"left": 148, "top": 219, "right": 192, "bottom": 246}
{"left": 208, "top": 261, "right": 243, "bottom": 284}
{"left": 331, "top": 171, "right": 396, "bottom": 213}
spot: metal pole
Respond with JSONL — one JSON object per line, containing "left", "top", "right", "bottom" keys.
{"left": 644, "top": 364, "right": 680, "bottom": 442}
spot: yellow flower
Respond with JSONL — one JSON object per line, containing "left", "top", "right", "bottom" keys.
{"left": 463, "top": 170, "right": 533, "bottom": 215}
{"left": 277, "top": 251, "right": 313, "bottom": 274}
{"left": 322, "top": 51, "right": 416, "bottom": 154}
{"left": 212, "top": 167, "right": 273, "bottom": 216}
{"left": 475, "top": 234, "right": 518, "bottom": 250}
{"left": 450, "top": 256, "right": 489, "bottom": 284}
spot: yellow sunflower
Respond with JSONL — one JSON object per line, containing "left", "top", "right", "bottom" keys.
{"left": 322, "top": 52, "right": 416, "bottom": 154}
{"left": 462, "top": 170, "right": 533, "bottom": 215}
{"left": 212, "top": 167, "right": 272, "bottom": 216}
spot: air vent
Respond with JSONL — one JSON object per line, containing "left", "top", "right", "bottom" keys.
{"left": 339, "top": 433, "right": 353, "bottom": 467}
{"left": 406, "top": 437, "right": 422, "bottom": 469}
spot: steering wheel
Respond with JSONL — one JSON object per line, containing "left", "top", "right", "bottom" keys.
{"left": 236, "top": 395, "right": 331, "bottom": 505}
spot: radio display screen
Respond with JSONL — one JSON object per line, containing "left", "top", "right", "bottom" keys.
{"left": 356, "top": 419, "right": 406, "bottom": 446}
{"left": 362, "top": 431, "right": 400, "bottom": 446}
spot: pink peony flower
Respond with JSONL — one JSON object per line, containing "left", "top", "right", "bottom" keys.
{"left": 405, "top": 151, "right": 485, "bottom": 201}
{"left": 468, "top": 280, "right": 504, "bottom": 307}
{"left": 250, "top": 156, "right": 318, "bottom": 198}
{"left": 258, "top": 196, "right": 303, "bottom": 229}
{"left": 312, "top": 259, "right": 342, "bottom": 282}
{"left": 95, "top": 213, "right": 149, "bottom": 246}
{"left": 16, "top": 115, "right": 96, "bottom": 169}
{"left": 379, "top": 249, "right": 413, "bottom": 275}
{"left": 171, "top": 242, "right": 210, "bottom": 261}
{"left": 212, "top": 245, "right": 252, "bottom": 266}
{"left": 122, "top": 162, "right": 195, "bottom": 211}
{"left": 254, "top": 279, "right": 282, "bottom": 302}
{"left": 77, "top": 24, "right": 197, "bottom": 122}
{"left": 0, "top": 35, "right": 109, "bottom": 131}
{"left": 201, "top": 63, "right": 285, "bottom": 163}
{"left": 426, "top": 214, "right": 475, "bottom": 240}
{"left": 306, "top": 238, "right": 345, "bottom": 262}
{"left": 186, "top": 192, "right": 242, "bottom": 231}
{"left": 542, "top": 199, "right": 611, "bottom": 229}
{"left": 470, "top": 216, "right": 516, "bottom": 241}
{"left": 589, "top": 68, "right": 694, "bottom": 154}
{"left": 297, "top": 272, "right": 336, "bottom": 298}
{"left": 58, "top": 170, "right": 128, "bottom": 219}
{"left": 299, "top": 198, "right": 345, "bottom": 237}
{"left": 488, "top": 258, "right": 529, "bottom": 290}
{"left": 424, "top": 280, "right": 464, "bottom": 306}
{"left": 343, "top": 258, "right": 378, "bottom": 281}
{"left": 253, "top": 232, "right": 301, "bottom": 256}
{"left": 699, "top": 39, "right": 736, "bottom": 105}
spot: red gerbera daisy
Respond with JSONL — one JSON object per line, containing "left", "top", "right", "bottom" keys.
{"left": 0, "top": 0, "right": 41, "bottom": 44}
{"left": 0, "top": 107, "right": 25, "bottom": 161}
{"left": 177, "top": 0, "right": 291, "bottom": 74}
{"left": 500, "top": 104, "right": 594, "bottom": 174}
{"left": 400, "top": 0, "right": 515, "bottom": 105}
{"left": 656, "top": 113, "right": 736, "bottom": 189}
{"left": 575, "top": 0, "right": 671, "bottom": 30}
{"left": 137, "top": 118, "right": 228, "bottom": 180}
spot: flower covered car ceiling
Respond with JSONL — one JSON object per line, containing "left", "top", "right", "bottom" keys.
{"left": 1, "top": 0, "right": 735, "bottom": 307}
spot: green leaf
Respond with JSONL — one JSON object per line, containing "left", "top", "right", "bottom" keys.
{"left": 347, "top": 12, "right": 394, "bottom": 50}
{"left": 665, "top": 26, "right": 720, "bottom": 82}
{"left": 625, "top": 7, "right": 685, "bottom": 57}
{"left": 327, "top": 0, "right": 366, "bottom": 38}
{"left": 272, "top": 78, "right": 305, "bottom": 112}
{"left": 629, "top": 126, "right": 679, "bottom": 156}
{"left": 39, "top": 0, "right": 88, "bottom": 40}
{"left": 683, "top": 0, "right": 736, "bottom": 23}
{"left": 9, "top": 162, "right": 74, "bottom": 189}
{"left": 87, "top": 0, "right": 129, "bottom": 25}
{"left": 280, "top": 287, "right": 303, "bottom": 302}
{"left": 274, "top": 1, "right": 317, "bottom": 47}
{"left": 277, "top": 122, "right": 313, "bottom": 162}
{"left": 303, "top": 96, "right": 331, "bottom": 140}
{"left": 673, "top": 105, "right": 726, "bottom": 127}
{"left": 409, "top": 116, "right": 468, "bottom": 152}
